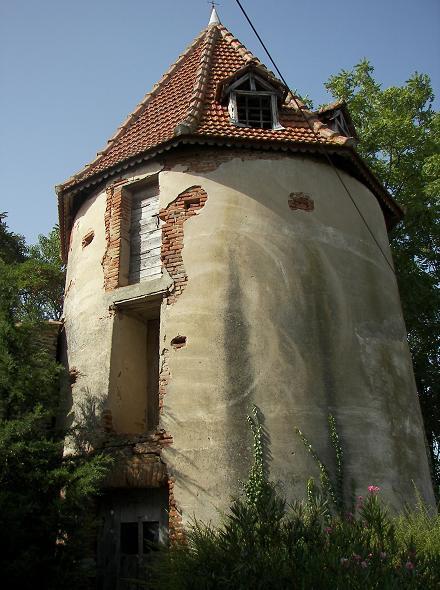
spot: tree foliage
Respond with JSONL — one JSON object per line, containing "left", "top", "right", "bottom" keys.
{"left": 325, "top": 60, "right": 440, "bottom": 491}
{"left": 0, "top": 215, "right": 110, "bottom": 590}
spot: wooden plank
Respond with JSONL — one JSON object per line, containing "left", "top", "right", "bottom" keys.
{"left": 129, "top": 187, "right": 162, "bottom": 284}
{"left": 130, "top": 240, "right": 161, "bottom": 258}
{"left": 131, "top": 218, "right": 159, "bottom": 233}
{"left": 130, "top": 234, "right": 162, "bottom": 252}
{"left": 129, "top": 267, "right": 162, "bottom": 284}
{"left": 131, "top": 205, "right": 159, "bottom": 221}
{"left": 130, "top": 248, "right": 162, "bottom": 263}
{"left": 131, "top": 187, "right": 159, "bottom": 203}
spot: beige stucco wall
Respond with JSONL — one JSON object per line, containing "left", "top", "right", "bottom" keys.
{"left": 62, "top": 151, "right": 435, "bottom": 522}
{"left": 109, "top": 313, "right": 148, "bottom": 434}
{"left": 61, "top": 187, "right": 112, "bottom": 434}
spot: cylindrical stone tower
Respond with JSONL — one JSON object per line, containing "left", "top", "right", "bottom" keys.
{"left": 56, "top": 9, "right": 435, "bottom": 587}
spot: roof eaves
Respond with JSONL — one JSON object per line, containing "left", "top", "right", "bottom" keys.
{"left": 57, "top": 135, "right": 401, "bottom": 261}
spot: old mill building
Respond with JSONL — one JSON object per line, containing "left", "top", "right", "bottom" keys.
{"left": 56, "top": 8, "right": 435, "bottom": 588}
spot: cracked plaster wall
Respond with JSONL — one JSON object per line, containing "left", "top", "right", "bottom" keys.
{"left": 61, "top": 152, "right": 435, "bottom": 525}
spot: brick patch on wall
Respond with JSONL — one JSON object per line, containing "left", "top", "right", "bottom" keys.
{"left": 168, "top": 477, "right": 185, "bottom": 543}
{"left": 159, "top": 185, "right": 208, "bottom": 305}
{"left": 288, "top": 192, "right": 314, "bottom": 211}
{"left": 163, "top": 148, "right": 290, "bottom": 175}
{"left": 102, "top": 179, "right": 131, "bottom": 291}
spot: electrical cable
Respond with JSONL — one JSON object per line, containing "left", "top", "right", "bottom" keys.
{"left": 233, "top": 0, "right": 396, "bottom": 275}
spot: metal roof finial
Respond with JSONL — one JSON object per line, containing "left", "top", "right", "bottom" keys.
{"left": 208, "top": 1, "right": 221, "bottom": 26}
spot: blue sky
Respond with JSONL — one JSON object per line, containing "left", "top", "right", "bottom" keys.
{"left": 1, "top": 0, "right": 439, "bottom": 244}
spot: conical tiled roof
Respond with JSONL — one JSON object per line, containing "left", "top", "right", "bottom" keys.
{"left": 57, "top": 17, "right": 403, "bottom": 243}
{"left": 57, "top": 20, "right": 352, "bottom": 193}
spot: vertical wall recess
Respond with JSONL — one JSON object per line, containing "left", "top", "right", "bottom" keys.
{"left": 108, "top": 302, "right": 161, "bottom": 435}
{"left": 159, "top": 185, "right": 208, "bottom": 304}
{"left": 102, "top": 179, "right": 131, "bottom": 291}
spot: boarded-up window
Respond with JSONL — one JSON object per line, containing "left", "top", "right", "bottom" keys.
{"left": 129, "top": 180, "right": 161, "bottom": 283}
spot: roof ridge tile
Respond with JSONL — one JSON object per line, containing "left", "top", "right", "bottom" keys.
{"left": 174, "top": 26, "right": 219, "bottom": 136}
{"left": 61, "top": 27, "right": 208, "bottom": 187}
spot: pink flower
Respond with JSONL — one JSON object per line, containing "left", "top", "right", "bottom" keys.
{"left": 405, "top": 561, "right": 415, "bottom": 571}
{"left": 368, "top": 485, "right": 380, "bottom": 494}
{"left": 346, "top": 511, "right": 354, "bottom": 521}
{"left": 361, "top": 561, "right": 368, "bottom": 568}
{"left": 324, "top": 527, "right": 332, "bottom": 534}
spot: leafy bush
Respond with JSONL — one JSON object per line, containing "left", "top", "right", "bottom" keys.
{"left": 149, "top": 408, "right": 439, "bottom": 589}
{"left": 151, "top": 483, "right": 439, "bottom": 590}
{"left": 0, "top": 217, "right": 112, "bottom": 590}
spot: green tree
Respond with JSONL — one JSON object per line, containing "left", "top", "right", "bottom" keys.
{"left": 325, "top": 60, "right": 440, "bottom": 491}
{"left": 0, "top": 215, "right": 110, "bottom": 590}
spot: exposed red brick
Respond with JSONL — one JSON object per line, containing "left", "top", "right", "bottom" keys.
{"left": 159, "top": 186, "right": 208, "bottom": 305}
{"left": 168, "top": 477, "right": 185, "bottom": 544}
{"left": 101, "top": 181, "right": 131, "bottom": 291}
{"left": 288, "top": 192, "right": 314, "bottom": 212}
{"left": 102, "top": 408, "right": 114, "bottom": 433}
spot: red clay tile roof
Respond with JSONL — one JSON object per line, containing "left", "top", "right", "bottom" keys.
{"left": 57, "top": 19, "right": 403, "bottom": 260}
{"left": 57, "top": 22, "right": 351, "bottom": 193}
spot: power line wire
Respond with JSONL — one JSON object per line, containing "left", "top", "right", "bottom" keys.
{"left": 233, "top": 0, "right": 396, "bottom": 275}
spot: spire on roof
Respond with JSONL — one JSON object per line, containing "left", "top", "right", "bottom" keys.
{"left": 208, "top": 5, "right": 220, "bottom": 26}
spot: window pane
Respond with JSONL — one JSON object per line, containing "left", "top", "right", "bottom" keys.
{"left": 236, "top": 94, "right": 273, "bottom": 129}
{"left": 255, "top": 80, "right": 268, "bottom": 91}
{"left": 236, "top": 79, "right": 251, "bottom": 90}
{"left": 120, "top": 522, "right": 139, "bottom": 555}
{"left": 142, "top": 522, "right": 160, "bottom": 553}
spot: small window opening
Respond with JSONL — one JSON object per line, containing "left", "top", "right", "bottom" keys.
{"left": 120, "top": 522, "right": 139, "bottom": 555}
{"left": 171, "top": 335, "right": 187, "bottom": 349}
{"left": 143, "top": 522, "right": 160, "bottom": 553}
{"left": 184, "top": 198, "right": 200, "bottom": 210}
{"left": 328, "top": 110, "right": 351, "bottom": 138}
{"left": 82, "top": 230, "right": 94, "bottom": 249}
{"left": 119, "top": 521, "right": 159, "bottom": 557}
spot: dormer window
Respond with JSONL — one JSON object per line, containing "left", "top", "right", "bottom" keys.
{"left": 327, "top": 109, "right": 351, "bottom": 137}
{"left": 317, "top": 102, "right": 359, "bottom": 144}
{"left": 225, "top": 71, "right": 283, "bottom": 130}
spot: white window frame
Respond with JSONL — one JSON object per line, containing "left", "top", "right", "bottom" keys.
{"left": 226, "top": 72, "right": 283, "bottom": 131}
